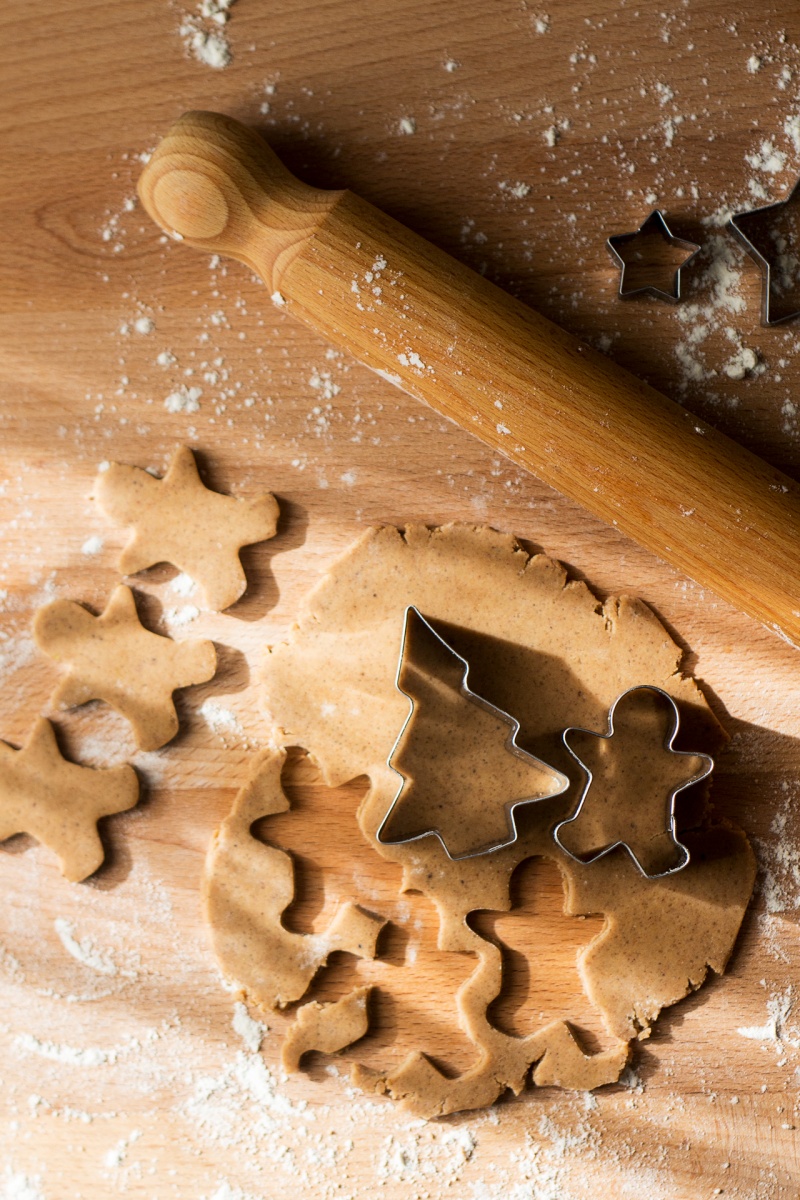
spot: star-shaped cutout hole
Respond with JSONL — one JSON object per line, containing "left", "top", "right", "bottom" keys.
{"left": 554, "top": 685, "right": 712, "bottom": 878}
{"left": 34, "top": 584, "right": 217, "bottom": 751}
{"left": 377, "top": 607, "right": 569, "bottom": 860}
{"left": 0, "top": 718, "right": 139, "bottom": 881}
{"left": 95, "top": 445, "right": 280, "bottom": 611}
{"left": 607, "top": 210, "right": 700, "bottom": 302}
{"left": 730, "top": 179, "right": 800, "bottom": 324}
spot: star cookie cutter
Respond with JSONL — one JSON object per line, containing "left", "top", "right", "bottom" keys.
{"left": 729, "top": 182, "right": 800, "bottom": 325}
{"left": 553, "top": 684, "right": 714, "bottom": 880}
{"left": 607, "top": 209, "right": 700, "bottom": 302}
{"left": 376, "top": 606, "right": 570, "bottom": 861}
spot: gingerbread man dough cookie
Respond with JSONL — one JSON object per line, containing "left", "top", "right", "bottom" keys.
{"left": 34, "top": 584, "right": 216, "bottom": 750}
{"left": 0, "top": 718, "right": 139, "bottom": 882}
{"left": 94, "top": 445, "right": 280, "bottom": 611}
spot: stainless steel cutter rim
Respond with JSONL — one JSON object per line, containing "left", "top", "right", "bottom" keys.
{"left": 729, "top": 185, "right": 800, "bottom": 325}
{"left": 553, "top": 683, "right": 714, "bottom": 880}
{"left": 607, "top": 209, "right": 701, "bottom": 303}
{"left": 376, "top": 605, "right": 571, "bottom": 862}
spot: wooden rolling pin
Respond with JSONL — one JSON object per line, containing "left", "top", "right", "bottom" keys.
{"left": 139, "top": 111, "right": 800, "bottom": 647}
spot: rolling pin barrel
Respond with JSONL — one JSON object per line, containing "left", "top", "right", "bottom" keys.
{"left": 139, "top": 110, "right": 800, "bottom": 648}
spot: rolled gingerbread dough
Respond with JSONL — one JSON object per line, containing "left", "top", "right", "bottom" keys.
{"left": 204, "top": 523, "right": 755, "bottom": 1117}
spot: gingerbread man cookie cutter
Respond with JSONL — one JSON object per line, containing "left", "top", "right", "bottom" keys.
{"left": 554, "top": 684, "right": 714, "bottom": 879}
{"left": 376, "top": 606, "right": 570, "bottom": 861}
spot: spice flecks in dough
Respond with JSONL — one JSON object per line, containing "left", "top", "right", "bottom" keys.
{"left": 34, "top": 584, "right": 217, "bottom": 751}
{"left": 282, "top": 986, "right": 371, "bottom": 1072}
{"left": 381, "top": 606, "right": 568, "bottom": 858}
{"left": 209, "top": 524, "right": 754, "bottom": 1115}
{"left": 94, "top": 445, "right": 279, "bottom": 611}
{"left": 0, "top": 718, "right": 138, "bottom": 882}
{"left": 559, "top": 686, "right": 712, "bottom": 877}
{"left": 202, "top": 748, "right": 385, "bottom": 1009}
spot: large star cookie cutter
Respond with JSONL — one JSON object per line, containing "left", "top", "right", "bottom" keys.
{"left": 554, "top": 684, "right": 714, "bottom": 879}
{"left": 376, "top": 606, "right": 570, "bottom": 861}
{"left": 729, "top": 181, "right": 800, "bottom": 325}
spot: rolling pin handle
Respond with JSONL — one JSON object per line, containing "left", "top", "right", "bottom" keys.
{"left": 138, "top": 110, "right": 342, "bottom": 290}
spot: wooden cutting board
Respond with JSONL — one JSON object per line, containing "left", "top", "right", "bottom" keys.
{"left": 2, "top": 1, "right": 800, "bottom": 1196}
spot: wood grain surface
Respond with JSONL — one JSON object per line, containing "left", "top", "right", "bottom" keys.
{"left": 2, "top": 2, "right": 800, "bottom": 1197}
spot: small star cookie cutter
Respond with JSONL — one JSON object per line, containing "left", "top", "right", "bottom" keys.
{"left": 553, "top": 684, "right": 714, "bottom": 880}
{"left": 729, "top": 183, "right": 800, "bottom": 325}
{"left": 607, "top": 209, "right": 700, "bottom": 302}
{"left": 376, "top": 606, "right": 570, "bottom": 861}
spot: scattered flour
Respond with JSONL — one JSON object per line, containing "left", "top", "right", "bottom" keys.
{"left": 499, "top": 180, "right": 531, "bottom": 199}
{"left": 724, "top": 331, "right": 762, "bottom": 376}
{"left": 785, "top": 112, "right": 800, "bottom": 155}
{"left": 745, "top": 139, "right": 787, "bottom": 175}
{"left": 672, "top": 224, "right": 760, "bottom": 389}
{"left": 165, "top": 604, "right": 200, "bottom": 628}
{"left": 737, "top": 1016, "right": 779, "bottom": 1041}
{"left": 179, "top": 0, "right": 236, "bottom": 68}
{"left": 54, "top": 918, "right": 118, "bottom": 977}
{"left": 165, "top": 385, "right": 202, "bottom": 414}
{"left": 80, "top": 535, "right": 104, "bottom": 556}
{"left": 232, "top": 1002, "right": 267, "bottom": 1053}
{"left": 202, "top": 1185, "right": 264, "bottom": 1200}
{"left": 104, "top": 1129, "right": 142, "bottom": 1169}
{"left": 171, "top": 572, "right": 198, "bottom": 597}
{"left": 0, "top": 634, "right": 36, "bottom": 684}
{"left": 0, "top": 1171, "right": 45, "bottom": 1200}
{"left": 398, "top": 117, "right": 416, "bottom": 135}
{"left": 737, "top": 988, "right": 796, "bottom": 1049}
{"left": 199, "top": 700, "right": 246, "bottom": 741}
{"left": 14, "top": 1033, "right": 118, "bottom": 1067}
{"left": 756, "top": 781, "right": 800, "bottom": 913}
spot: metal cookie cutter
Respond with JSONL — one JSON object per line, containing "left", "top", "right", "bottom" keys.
{"left": 376, "top": 606, "right": 570, "bottom": 861}
{"left": 607, "top": 209, "right": 700, "bottom": 302}
{"left": 729, "top": 181, "right": 800, "bottom": 325}
{"left": 553, "top": 684, "right": 714, "bottom": 880}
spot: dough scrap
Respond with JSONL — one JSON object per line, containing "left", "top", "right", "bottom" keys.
{"left": 282, "top": 986, "right": 371, "bottom": 1072}
{"left": 205, "top": 523, "right": 754, "bottom": 1116}
{"left": 34, "top": 584, "right": 217, "bottom": 751}
{"left": 558, "top": 686, "right": 711, "bottom": 876}
{"left": 94, "top": 444, "right": 280, "bottom": 611}
{"left": 381, "top": 606, "right": 568, "bottom": 858}
{"left": 0, "top": 717, "right": 138, "bottom": 882}
{"left": 202, "top": 748, "right": 385, "bottom": 1009}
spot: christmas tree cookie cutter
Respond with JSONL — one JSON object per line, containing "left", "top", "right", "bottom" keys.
{"left": 554, "top": 684, "right": 714, "bottom": 879}
{"left": 376, "top": 606, "right": 570, "bottom": 860}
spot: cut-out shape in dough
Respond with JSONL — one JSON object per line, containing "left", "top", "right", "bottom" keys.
{"left": 94, "top": 444, "right": 280, "bottom": 611}
{"left": 34, "top": 584, "right": 217, "bottom": 751}
{"left": 206, "top": 523, "right": 755, "bottom": 1117}
{"left": 379, "top": 606, "right": 569, "bottom": 859}
{"left": 0, "top": 717, "right": 138, "bottom": 882}
{"left": 556, "top": 685, "right": 713, "bottom": 878}
{"left": 202, "top": 747, "right": 385, "bottom": 1009}
{"left": 282, "top": 986, "right": 371, "bottom": 1072}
